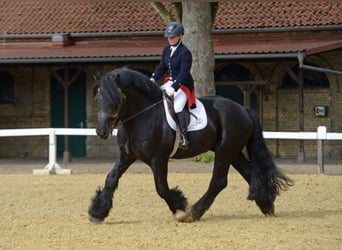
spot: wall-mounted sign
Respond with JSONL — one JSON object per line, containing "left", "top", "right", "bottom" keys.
{"left": 314, "top": 105, "right": 328, "bottom": 117}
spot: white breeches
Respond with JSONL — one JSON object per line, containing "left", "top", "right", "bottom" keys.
{"left": 160, "top": 81, "right": 187, "bottom": 113}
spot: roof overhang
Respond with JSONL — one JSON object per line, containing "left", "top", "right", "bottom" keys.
{"left": 213, "top": 36, "right": 342, "bottom": 58}
{"left": 0, "top": 36, "right": 341, "bottom": 65}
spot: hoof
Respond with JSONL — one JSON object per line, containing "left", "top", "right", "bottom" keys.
{"left": 89, "top": 216, "right": 104, "bottom": 224}
{"left": 174, "top": 209, "right": 193, "bottom": 223}
{"left": 264, "top": 205, "right": 275, "bottom": 217}
{"left": 265, "top": 210, "right": 276, "bottom": 217}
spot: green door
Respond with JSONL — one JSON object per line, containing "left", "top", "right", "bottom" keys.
{"left": 51, "top": 68, "right": 86, "bottom": 157}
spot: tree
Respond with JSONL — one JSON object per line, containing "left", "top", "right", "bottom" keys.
{"left": 149, "top": 2, "right": 218, "bottom": 97}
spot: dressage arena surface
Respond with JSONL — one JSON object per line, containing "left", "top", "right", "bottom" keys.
{"left": 0, "top": 159, "right": 341, "bottom": 250}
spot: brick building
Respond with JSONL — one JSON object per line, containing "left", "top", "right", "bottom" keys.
{"left": 0, "top": 2, "right": 341, "bottom": 161}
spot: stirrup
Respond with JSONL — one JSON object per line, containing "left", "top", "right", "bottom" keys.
{"left": 179, "top": 134, "right": 189, "bottom": 150}
{"left": 179, "top": 141, "right": 189, "bottom": 150}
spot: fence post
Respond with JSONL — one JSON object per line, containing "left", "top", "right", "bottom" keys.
{"left": 317, "top": 126, "right": 326, "bottom": 174}
{"left": 33, "top": 129, "right": 71, "bottom": 175}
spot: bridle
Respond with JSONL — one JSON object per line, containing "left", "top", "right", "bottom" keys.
{"left": 97, "top": 91, "right": 125, "bottom": 121}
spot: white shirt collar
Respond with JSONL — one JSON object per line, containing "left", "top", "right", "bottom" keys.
{"left": 170, "top": 41, "right": 181, "bottom": 57}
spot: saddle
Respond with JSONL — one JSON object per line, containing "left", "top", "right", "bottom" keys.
{"left": 165, "top": 94, "right": 191, "bottom": 126}
{"left": 162, "top": 93, "right": 207, "bottom": 132}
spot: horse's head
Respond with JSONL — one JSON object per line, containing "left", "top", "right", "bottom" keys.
{"left": 93, "top": 68, "right": 163, "bottom": 139}
{"left": 93, "top": 72, "right": 125, "bottom": 139}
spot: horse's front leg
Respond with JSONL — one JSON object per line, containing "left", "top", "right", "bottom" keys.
{"left": 88, "top": 153, "right": 135, "bottom": 223}
{"left": 150, "top": 157, "right": 188, "bottom": 220}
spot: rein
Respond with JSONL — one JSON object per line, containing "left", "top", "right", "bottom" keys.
{"left": 121, "top": 99, "right": 163, "bottom": 124}
{"left": 98, "top": 97, "right": 163, "bottom": 127}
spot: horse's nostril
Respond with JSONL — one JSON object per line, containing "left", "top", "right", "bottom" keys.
{"left": 96, "top": 128, "right": 109, "bottom": 139}
{"left": 96, "top": 128, "right": 104, "bottom": 136}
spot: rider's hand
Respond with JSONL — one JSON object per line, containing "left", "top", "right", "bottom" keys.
{"left": 165, "top": 86, "right": 175, "bottom": 96}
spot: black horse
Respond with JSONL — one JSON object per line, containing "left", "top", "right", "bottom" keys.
{"left": 89, "top": 67, "right": 292, "bottom": 223}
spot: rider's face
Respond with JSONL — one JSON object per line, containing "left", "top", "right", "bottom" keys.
{"left": 167, "top": 35, "right": 181, "bottom": 46}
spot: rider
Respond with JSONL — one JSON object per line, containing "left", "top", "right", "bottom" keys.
{"left": 150, "top": 21, "right": 196, "bottom": 150}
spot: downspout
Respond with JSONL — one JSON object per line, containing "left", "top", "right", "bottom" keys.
{"left": 296, "top": 50, "right": 342, "bottom": 162}
{"left": 298, "top": 67, "right": 305, "bottom": 162}
{"left": 297, "top": 52, "right": 342, "bottom": 76}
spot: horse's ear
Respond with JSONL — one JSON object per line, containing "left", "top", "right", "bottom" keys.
{"left": 93, "top": 72, "right": 103, "bottom": 81}
{"left": 92, "top": 84, "right": 100, "bottom": 97}
{"left": 111, "top": 74, "right": 121, "bottom": 86}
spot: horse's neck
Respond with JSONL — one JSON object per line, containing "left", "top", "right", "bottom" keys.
{"left": 121, "top": 91, "right": 160, "bottom": 119}
{"left": 127, "top": 90, "right": 153, "bottom": 104}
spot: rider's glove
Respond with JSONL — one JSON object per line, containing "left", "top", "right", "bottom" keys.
{"left": 165, "top": 86, "right": 175, "bottom": 96}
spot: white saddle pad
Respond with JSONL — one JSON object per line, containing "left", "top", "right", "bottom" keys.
{"left": 163, "top": 96, "right": 207, "bottom": 132}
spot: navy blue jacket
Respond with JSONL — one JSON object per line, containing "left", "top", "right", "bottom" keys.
{"left": 152, "top": 42, "right": 194, "bottom": 92}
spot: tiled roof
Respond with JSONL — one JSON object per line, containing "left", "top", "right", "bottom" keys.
{"left": 0, "top": 2, "right": 167, "bottom": 34}
{"left": 214, "top": 2, "right": 342, "bottom": 30}
{"left": 0, "top": 2, "right": 341, "bottom": 35}
{"left": 0, "top": 1, "right": 341, "bottom": 63}
{"left": 0, "top": 39, "right": 166, "bottom": 61}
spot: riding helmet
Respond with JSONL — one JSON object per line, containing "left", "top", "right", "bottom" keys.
{"left": 164, "top": 22, "right": 184, "bottom": 37}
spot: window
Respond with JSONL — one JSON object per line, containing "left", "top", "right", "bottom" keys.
{"left": 281, "top": 63, "right": 329, "bottom": 89}
{"left": 214, "top": 64, "right": 257, "bottom": 109}
{"left": 0, "top": 72, "right": 14, "bottom": 104}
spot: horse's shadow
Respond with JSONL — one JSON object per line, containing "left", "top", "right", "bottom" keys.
{"left": 95, "top": 208, "right": 340, "bottom": 225}
{"left": 277, "top": 209, "right": 342, "bottom": 220}
{"left": 103, "top": 219, "right": 143, "bottom": 225}
{"left": 204, "top": 208, "right": 342, "bottom": 221}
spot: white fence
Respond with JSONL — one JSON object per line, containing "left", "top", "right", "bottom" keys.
{"left": 0, "top": 126, "right": 341, "bottom": 174}
{"left": 0, "top": 128, "right": 117, "bottom": 175}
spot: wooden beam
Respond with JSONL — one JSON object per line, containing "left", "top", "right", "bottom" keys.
{"left": 49, "top": 67, "right": 85, "bottom": 162}
{"left": 281, "top": 62, "right": 300, "bottom": 84}
{"left": 215, "top": 81, "right": 266, "bottom": 86}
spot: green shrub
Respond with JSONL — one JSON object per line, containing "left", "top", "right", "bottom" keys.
{"left": 193, "top": 151, "right": 215, "bottom": 163}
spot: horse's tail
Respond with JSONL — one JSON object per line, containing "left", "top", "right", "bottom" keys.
{"left": 245, "top": 107, "right": 293, "bottom": 215}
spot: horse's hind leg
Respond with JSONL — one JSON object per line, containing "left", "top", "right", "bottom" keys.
{"left": 244, "top": 107, "right": 293, "bottom": 216}
{"left": 232, "top": 153, "right": 258, "bottom": 200}
{"left": 188, "top": 153, "right": 231, "bottom": 222}
{"left": 88, "top": 152, "right": 135, "bottom": 223}
{"left": 233, "top": 152, "right": 280, "bottom": 216}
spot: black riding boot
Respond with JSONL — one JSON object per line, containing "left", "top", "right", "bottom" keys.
{"left": 175, "top": 111, "right": 189, "bottom": 150}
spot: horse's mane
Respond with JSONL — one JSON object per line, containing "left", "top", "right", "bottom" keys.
{"left": 104, "top": 67, "right": 162, "bottom": 102}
